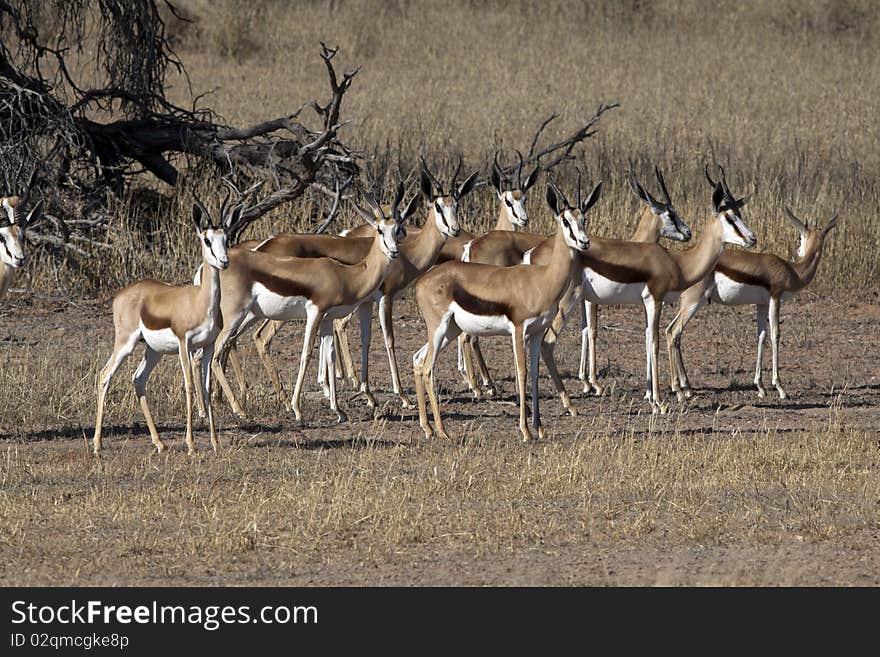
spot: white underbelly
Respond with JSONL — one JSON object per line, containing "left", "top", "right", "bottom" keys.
{"left": 252, "top": 283, "right": 309, "bottom": 320}
{"left": 582, "top": 269, "right": 646, "bottom": 304}
{"left": 450, "top": 302, "right": 512, "bottom": 337}
{"left": 139, "top": 323, "right": 180, "bottom": 355}
{"left": 712, "top": 272, "right": 770, "bottom": 306}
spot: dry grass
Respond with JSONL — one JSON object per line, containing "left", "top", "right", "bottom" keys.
{"left": 7, "top": 0, "right": 878, "bottom": 299}
{"left": 2, "top": 425, "right": 877, "bottom": 585}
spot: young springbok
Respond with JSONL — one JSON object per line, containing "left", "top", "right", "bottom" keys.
{"left": 93, "top": 193, "right": 252, "bottom": 455}
{"left": 413, "top": 181, "right": 598, "bottom": 442}
{"left": 666, "top": 205, "right": 839, "bottom": 400}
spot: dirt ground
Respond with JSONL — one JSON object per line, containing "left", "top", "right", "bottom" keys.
{"left": 1, "top": 293, "right": 878, "bottom": 586}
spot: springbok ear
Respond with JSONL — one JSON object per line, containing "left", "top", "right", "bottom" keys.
{"left": 455, "top": 171, "right": 479, "bottom": 200}
{"left": 351, "top": 200, "right": 377, "bottom": 226}
{"left": 23, "top": 199, "right": 43, "bottom": 227}
{"left": 522, "top": 166, "right": 540, "bottom": 192}
{"left": 783, "top": 206, "right": 808, "bottom": 234}
{"left": 400, "top": 193, "right": 421, "bottom": 223}
{"left": 545, "top": 184, "right": 561, "bottom": 216}
{"left": 627, "top": 177, "right": 650, "bottom": 206}
{"left": 192, "top": 201, "right": 205, "bottom": 232}
{"left": 420, "top": 167, "right": 433, "bottom": 200}
{"left": 711, "top": 182, "right": 724, "bottom": 214}
{"left": 581, "top": 181, "right": 602, "bottom": 213}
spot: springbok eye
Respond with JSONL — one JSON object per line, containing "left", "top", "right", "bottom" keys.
{"left": 0, "top": 234, "right": 5, "bottom": 244}
{"left": 504, "top": 198, "right": 512, "bottom": 208}
{"left": 435, "top": 201, "right": 443, "bottom": 213}
{"left": 562, "top": 217, "right": 570, "bottom": 228}
{"left": 204, "top": 236, "right": 211, "bottom": 246}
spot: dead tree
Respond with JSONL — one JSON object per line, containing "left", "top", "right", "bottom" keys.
{"left": 0, "top": 0, "right": 360, "bottom": 256}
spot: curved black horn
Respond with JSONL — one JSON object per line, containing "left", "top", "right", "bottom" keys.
{"left": 550, "top": 181, "right": 571, "bottom": 210}
{"left": 704, "top": 163, "right": 718, "bottom": 188}
{"left": 655, "top": 166, "right": 671, "bottom": 205}
{"left": 449, "top": 156, "right": 463, "bottom": 195}
{"left": 390, "top": 181, "right": 405, "bottom": 219}
{"left": 515, "top": 150, "right": 524, "bottom": 188}
{"left": 420, "top": 157, "right": 444, "bottom": 197}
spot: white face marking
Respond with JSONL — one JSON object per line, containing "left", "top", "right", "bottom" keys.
{"left": 432, "top": 198, "right": 460, "bottom": 237}
{"left": 796, "top": 232, "right": 808, "bottom": 258}
{"left": 377, "top": 219, "right": 403, "bottom": 259}
{"left": 201, "top": 229, "right": 229, "bottom": 270}
{"left": 0, "top": 224, "right": 25, "bottom": 268}
{"left": 502, "top": 191, "right": 529, "bottom": 227}
{"left": 560, "top": 210, "right": 590, "bottom": 252}
{"left": 719, "top": 210, "right": 757, "bottom": 248}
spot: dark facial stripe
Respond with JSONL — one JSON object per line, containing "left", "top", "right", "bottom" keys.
{"left": 725, "top": 213, "right": 747, "bottom": 242}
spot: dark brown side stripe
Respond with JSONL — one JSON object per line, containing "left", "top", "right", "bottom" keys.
{"left": 715, "top": 263, "right": 770, "bottom": 289}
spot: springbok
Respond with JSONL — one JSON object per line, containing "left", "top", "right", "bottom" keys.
{"left": 1, "top": 191, "right": 43, "bottom": 301}
{"left": 458, "top": 168, "right": 691, "bottom": 400}
{"left": 210, "top": 183, "right": 415, "bottom": 423}
{"left": 666, "top": 205, "right": 839, "bottom": 400}
{"left": 308, "top": 159, "right": 479, "bottom": 409}
{"left": 93, "top": 191, "right": 254, "bottom": 455}
{"left": 525, "top": 166, "right": 756, "bottom": 413}
{"left": 412, "top": 180, "right": 598, "bottom": 443}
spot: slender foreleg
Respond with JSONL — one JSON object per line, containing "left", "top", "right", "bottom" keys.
{"left": 768, "top": 296, "right": 787, "bottom": 400}
{"left": 512, "top": 324, "right": 532, "bottom": 442}
{"left": 754, "top": 303, "right": 769, "bottom": 397}
{"left": 291, "top": 306, "right": 321, "bottom": 422}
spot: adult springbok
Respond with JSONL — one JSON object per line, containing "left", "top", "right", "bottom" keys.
{"left": 210, "top": 182, "right": 415, "bottom": 423}
{"left": 458, "top": 167, "right": 691, "bottom": 400}
{"left": 524, "top": 166, "right": 756, "bottom": 413}
{"left": 310, "top": 159, "right": 479, "bottom": 408}
{"left": 1, "top": 188, "right": 43, "bottom": 301}
{"left": 413, "top": 180, "right": 597, "bottom": 442}
{"left": 93, "top": 191, "right": 254, "bottom": 455}
{"left": 666, "top": 204, "right": 839, "bottom": 401}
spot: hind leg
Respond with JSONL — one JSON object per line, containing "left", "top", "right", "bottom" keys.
{"left": 198, "top": 344, "right": 219, "bottom": 451}
{"left": 93, "top": 330, "right": 140, "bottom": 455}
{"left": 320, "top": 319, "right": 347, "bottom": 422}
{"left": 132, "top": 347, "right": 166, "bottom": 453}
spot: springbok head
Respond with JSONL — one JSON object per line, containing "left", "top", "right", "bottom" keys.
{"left": 706, "top": 164, "right": 757, "bottom": 249}
{"left": 628, "top": 166, "right": 691, "bottom": 242}
{"left": 358, "top": 181, "right": 419, "bottom": 260}
{"left": 192, "top": 179, "right": 264, "bottom": 271}
{"left": 420, "top": 157, "right": 478, "bottom": 238}
{"left": 0, "top": 170, "right": 44, "bottom": 269}
{"left": 544, "top": 170, "right": 598, "bottom": 253}
{"left": 784, "top": 206, "right": 840, "bottom": 259}
{"left": 490, "top": 150, "right": 540, "bottom": 228}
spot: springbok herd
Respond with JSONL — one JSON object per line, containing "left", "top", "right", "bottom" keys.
{"left": 0, "top": 158, "right": 839, "bottom": 453}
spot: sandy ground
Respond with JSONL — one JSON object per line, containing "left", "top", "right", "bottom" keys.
{"left": 1, "top": 294, "right": 878, "bottom": 586}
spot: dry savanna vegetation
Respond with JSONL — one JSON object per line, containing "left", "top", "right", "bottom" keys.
{"left": 1, "top": 0, "right": 878, "bottom": 586}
